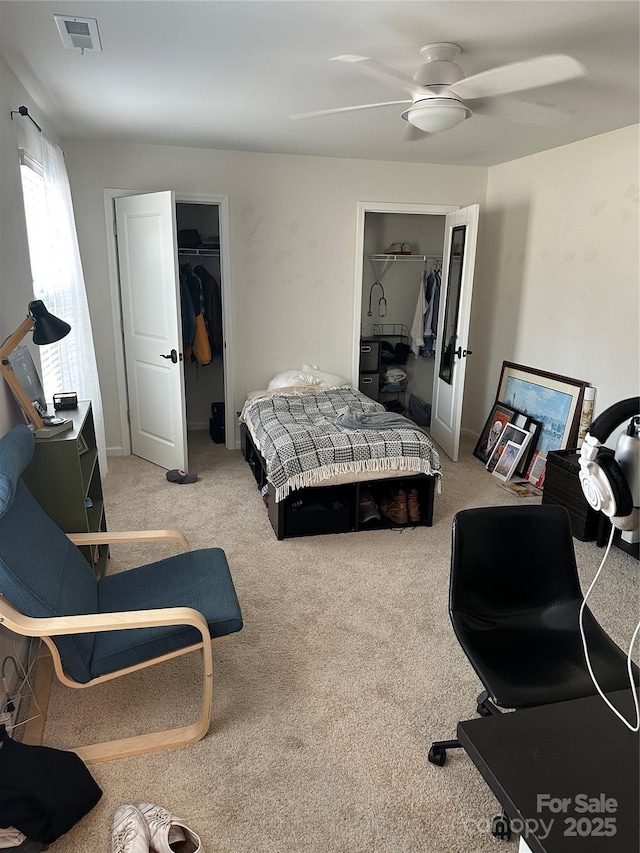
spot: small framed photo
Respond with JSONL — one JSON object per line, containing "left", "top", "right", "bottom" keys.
{"left": 492, "top": 440, "right": 525, "bottom": 481}
{"left": 515, "top": 416, "right": 542, "bottom": 476}
{"left": 526, "top": 450, "right": 548, "bottom": 488}
{"left": 474, "top": 402, "right": 516, "bottom": 464}
{"left": 486, "top": 422, "right": 532, "bottom": 474}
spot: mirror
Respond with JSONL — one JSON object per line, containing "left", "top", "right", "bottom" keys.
{"left": 438, "top": 225, "right": 466, "bottom": 385}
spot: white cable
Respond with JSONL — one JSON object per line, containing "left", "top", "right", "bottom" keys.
{"left": 579, "top": 524, "right": 640, "bottom": 732}
{"left": 11, "top": 636, "right": 41, "bottom": 713}
{"left": 5, "top": 712, "right": 40, "bottom": 733}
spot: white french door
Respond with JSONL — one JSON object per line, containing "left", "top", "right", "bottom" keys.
{"left": 430, "top": 204, "right": 480, "bottom": 461}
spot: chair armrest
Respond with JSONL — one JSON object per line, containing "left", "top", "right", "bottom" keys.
{"left": 0, "top": 596, "right": 208, "bottom": 639}
{"left": 67, "top": 530, "right": 191, "bottom": 552}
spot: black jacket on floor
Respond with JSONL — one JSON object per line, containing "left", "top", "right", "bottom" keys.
{"left": 0, "top": 725, "right": 102, "bottom": 843}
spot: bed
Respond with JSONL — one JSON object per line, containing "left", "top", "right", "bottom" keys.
{"left": 239, "top": 384, "right": 442, "bottom": 539}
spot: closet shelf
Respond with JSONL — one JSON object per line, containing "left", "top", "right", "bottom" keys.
{"left": 178, "top": 247, "right": 220, "bottom": 257}
{"left": 368, "top": 254, "right": 441, "bottom": 262}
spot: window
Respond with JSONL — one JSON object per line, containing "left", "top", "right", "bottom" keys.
{"left": 17, "top": 137, "right": 107, "bottom": 471}
{"left": 20, "top": 154, "right": 66, "bottom": 398}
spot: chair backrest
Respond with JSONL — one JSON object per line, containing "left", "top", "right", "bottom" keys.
{"left": 449, "top": 505, "right": 582, "bottom": 620}
{"left": 0, "top": 425, "right": 98, "bottom": 683}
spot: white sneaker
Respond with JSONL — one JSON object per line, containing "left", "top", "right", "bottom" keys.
{"left": 112, "top": 804, "right": 151, "bottom": 853}
{"left": 135, "top": 802, "right": 202, "bottom": 853}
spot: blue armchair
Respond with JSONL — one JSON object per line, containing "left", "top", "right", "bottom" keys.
{"left": 0, "top": 424, "right": 243, "bottom": 763}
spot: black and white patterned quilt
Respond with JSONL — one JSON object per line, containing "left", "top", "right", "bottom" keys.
{"left": 241, "top": 387, "right": 442, "bottom": 502}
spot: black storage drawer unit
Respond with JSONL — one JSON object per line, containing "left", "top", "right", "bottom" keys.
{"left": 542, "top": 449, "right": 600, "bottom": 541}
{"left": 359, "top": 339, "right": 380, "bottom": 372}
{"left": 358, "top": 373, "right": 380, "bottom": 400}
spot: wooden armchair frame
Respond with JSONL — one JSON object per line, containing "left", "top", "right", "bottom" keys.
{"left": 0, "top": 529, "right": 223, "bottom": 764}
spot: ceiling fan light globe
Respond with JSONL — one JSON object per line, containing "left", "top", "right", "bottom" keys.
{"left": 402, "top": 102, "right": 469, "bottom": 133}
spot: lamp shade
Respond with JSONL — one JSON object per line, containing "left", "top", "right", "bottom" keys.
{"left": 401, "top": 100, "right": 470, "bottom": 134}
{"left": 28, "top": 300, "right": 71, "bottom": 345}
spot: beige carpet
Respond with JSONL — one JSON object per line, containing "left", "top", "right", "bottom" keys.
{"left": 41, "top": 433, "right": 639, "bottom": 852}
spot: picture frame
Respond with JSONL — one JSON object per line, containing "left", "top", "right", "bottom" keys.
{"left": 495, "top": 362, "right": 588, "bottom": 452}
{"left": 473, "top": 402, "right": 517, "bottom": 464}
{"left": 486, "top": 422, "right": 532, "bottom": 474}
{"left": 492, "top": 440, "right": 524, "bottom": 481}
{"left": 515, "top": 416, "right": 543, "bottom": 477}
{"left": 526, "top": 450, "right": 548, "bottom": 488}
{"left": 6, "top": 344, "right": 47, "bottom": 414}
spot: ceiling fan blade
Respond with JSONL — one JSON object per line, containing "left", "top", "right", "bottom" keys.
{"left": 331, "top": 54, "right": 432, "bottom": 96}
{"left": 473, "top": 97, "right": 578, "bottom": 127}
{"left": 449, "top": 54, "right": 586, "bottom": 100}
{"left": 290, "top": 100, "right": 410, "bottom": 120}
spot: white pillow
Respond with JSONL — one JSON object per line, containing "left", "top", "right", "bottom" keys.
{"left": 301, "top": 364, "right": 349, "bottom": 389}
{"left": 267, "top": 369, "right": 320, "bottom": 390}
{"left": 267, "top": 366, "right": 350, "bottom": 391}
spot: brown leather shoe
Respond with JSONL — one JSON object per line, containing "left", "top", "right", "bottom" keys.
{"left": 379, "top": 489, "right": 408, "bottom": 524}
{"left": 407, "top": 488, "right": 421, "bottom": 523}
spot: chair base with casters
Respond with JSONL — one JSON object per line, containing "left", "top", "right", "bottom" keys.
{"left": 0, "top": 424, "right": 243, "bottom": 763}
{"left": 428, "top": 691, "right": 500, "bottom": 766}
{"left": 428, "top": 505, "right": 638, "bottom": 838}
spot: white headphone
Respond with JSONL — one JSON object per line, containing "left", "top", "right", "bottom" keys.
{"left": 578, "top": 396, "right": 640, "bottom": 530}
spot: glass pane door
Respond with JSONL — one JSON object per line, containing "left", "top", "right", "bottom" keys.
{"left": 438, "top": 225, "right": 466, "bottom": 385}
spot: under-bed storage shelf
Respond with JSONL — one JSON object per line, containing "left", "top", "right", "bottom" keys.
{"left": 241, "top": 424, "right": 435, "bottom": 540}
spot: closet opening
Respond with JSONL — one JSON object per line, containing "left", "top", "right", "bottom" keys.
{"left": 176, "top": 202, "right": 225, "bottom": 440}
{"left": 358, "top": 210, "right": 446, "bottom": 427}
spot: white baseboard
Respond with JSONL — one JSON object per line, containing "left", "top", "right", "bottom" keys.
{"left": 106, "top": 446, "right": 124, "bottom": 456}
{"left": 461, "top": 427, "right": 480, "bottom": 442}
{"left": 187, "top": 422, "right": 209, "bottom": 431}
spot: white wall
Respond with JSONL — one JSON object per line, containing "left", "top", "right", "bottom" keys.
{"left": 0, "top": 57, "right": 63, "bottom": 696}
{"left": 61, "top": 139, "right": 487, "bottom": 451}
{"left": 0, "top": 59, "right": 46, "bottom": 434}
{"left": 466, "top": 124, "right": 640, "bottom": 435}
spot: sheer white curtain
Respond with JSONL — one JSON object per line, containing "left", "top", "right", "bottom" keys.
{"left": 20, "top": 134, "right": 107, "bottom": 473}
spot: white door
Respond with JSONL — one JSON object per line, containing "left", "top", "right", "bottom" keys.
{"left": 115, "top": 191, "right": 188, "bottom": 471}
{"left": 430, "top": 204, "right": 480, "bottom": 461}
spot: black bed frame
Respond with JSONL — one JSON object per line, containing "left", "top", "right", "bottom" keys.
{"left": 241, "top": 424, "right": 436, "bottom": 540}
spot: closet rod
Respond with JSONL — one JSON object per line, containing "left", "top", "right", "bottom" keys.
{"left": 10, "top": 105, "right": 42, "bottom": 133}
{"left": 368, "top": 253, "right": 442, "bottom": 262}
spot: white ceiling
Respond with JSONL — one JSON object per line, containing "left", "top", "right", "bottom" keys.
{"left": 1, "top": 1, "right": 638, "bottom": 167}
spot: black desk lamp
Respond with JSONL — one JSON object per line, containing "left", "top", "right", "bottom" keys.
{"left": 0, "top": 300, "right": 71, "bottom": 429}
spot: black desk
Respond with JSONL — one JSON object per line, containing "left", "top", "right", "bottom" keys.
{"left": 457, "top": 690, "right": 639, "bottom": 853}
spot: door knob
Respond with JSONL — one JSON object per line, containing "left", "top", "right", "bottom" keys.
{"left": 159, "top": 349, "right": 181, "bottom": 364}
{"left": 453, "top": 347, "right": 473, "bottom": 359}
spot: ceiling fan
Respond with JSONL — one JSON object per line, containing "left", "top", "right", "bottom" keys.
{"left": 290, "top": 43, "right": 586, "bottom": 135}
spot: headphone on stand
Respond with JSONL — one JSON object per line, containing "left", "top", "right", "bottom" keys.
{"left": 578, "top": 396, "right": 640, "bottom": 530}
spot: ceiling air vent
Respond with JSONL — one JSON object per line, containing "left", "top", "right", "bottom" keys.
{"left": 54, "top": 15, "right": 102, "bottom": 52}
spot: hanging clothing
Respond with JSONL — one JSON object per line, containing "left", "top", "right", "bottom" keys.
{"left": 194, "top": 264, "right": 223, "bottom": 356}
{"left": 179, "top": 270, "right": 197, "bottom": 351}
{"left": 180, "top": 264, "right": 212, "bottom": 365}
{"left": 190, "top": 314, "right": 212, "bottom": 365}
{"left": 421, "top": 267, "right": 441, "bottom": 357}
{"left": 410, "top": 270, "right": 428, "bottom": 356}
